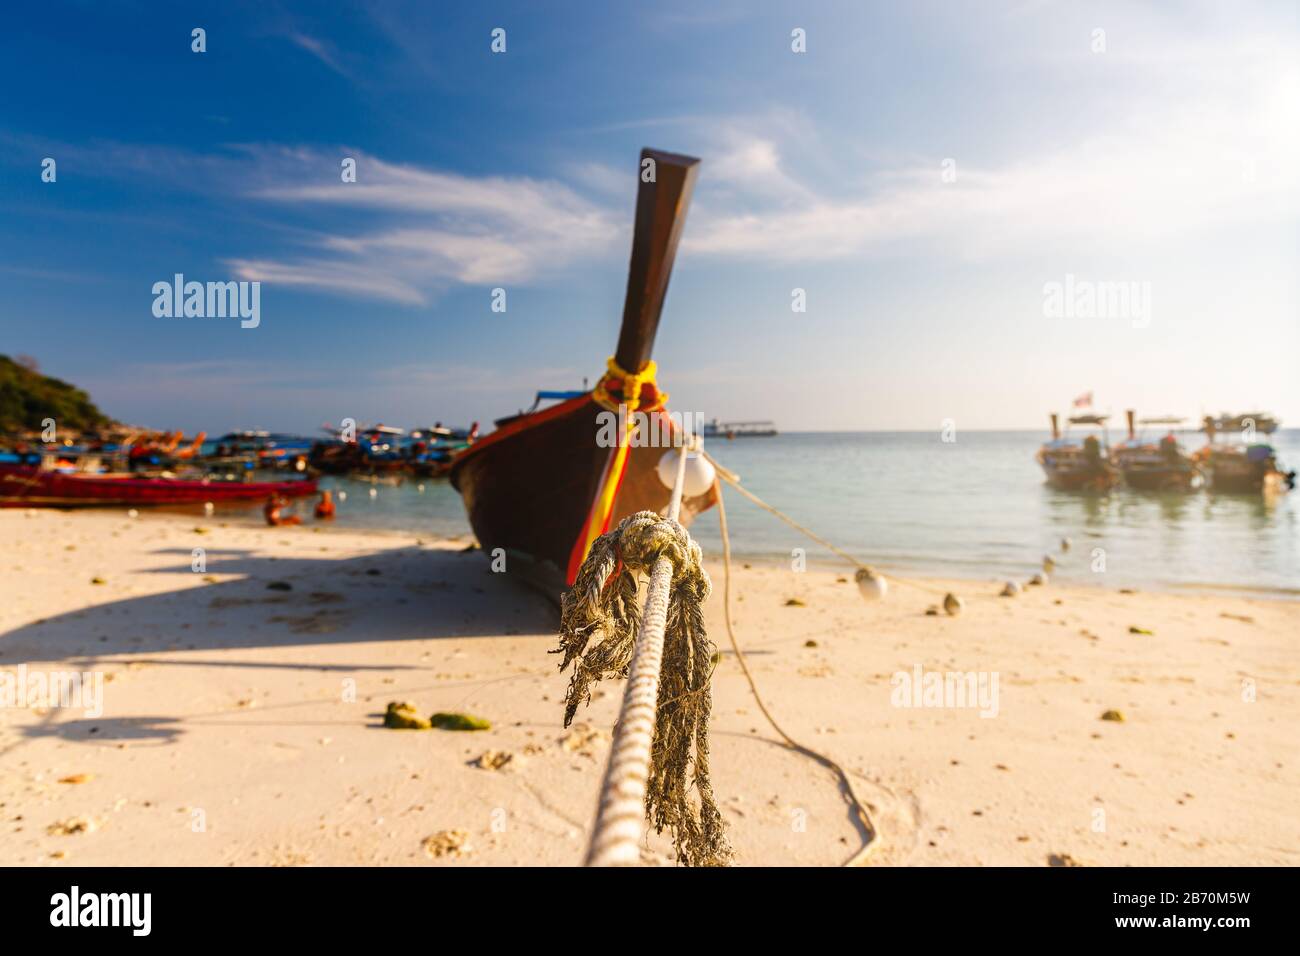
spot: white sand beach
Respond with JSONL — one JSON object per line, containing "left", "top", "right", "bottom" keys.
{"left": 2, "top": 509, "right": 1297, "bottom": 866}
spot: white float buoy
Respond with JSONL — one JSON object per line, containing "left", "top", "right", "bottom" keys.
{"left": 1001, "top": 580, "right": 1021, "bottom": 597}
{"left": 855, "top": 567, "right": 888, "bottom": 601}
{"left": 337, "top": 491, "right": 347, "bottom": 502}
{"left": 655, "top": 449, "right": 716, "bottom": 498}
{"left": 127, "top": 508, "right": 140, "bottom": 519}
{"left": 369, "top": 487, "right": 378, "bottom": 498}
{"left": 417, "top": 484, "right": 425, "bottom": 493}
{"left": 943, "top": 592, "right": 964, "bottom": 616}
{"left": 203, "top": 502, "right": 215, "bottom": 516}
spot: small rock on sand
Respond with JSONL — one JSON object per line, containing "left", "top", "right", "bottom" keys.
{"left": 47, "top": 817, "right": 99, "bottom": 836}
{"left": 559, "top": 723, "right": 607, "bottom": 754}
{"left": 422, "top": 830, "right": 471, "bottom": 859}
{"left": 1100, "top": 709, "right": 1126, "bottom": 722}
{"left": 471, "top": 750, "right": 514, "bottom": 770}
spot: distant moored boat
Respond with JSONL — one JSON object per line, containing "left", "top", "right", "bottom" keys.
{"left": 0, "top": 458, "right": 317, "bottom": 507}
{"left": 1195, "top": 413, "right": 1294, "bottom": 494}
{"left": 1035, "top": 411, "right": 1121, "bottom": 491}
{"left": 702, "top": 419, "right": 777, "bottom": 439}
{"left": 1112, "top": 410, "right": 1200, "bottom": 492}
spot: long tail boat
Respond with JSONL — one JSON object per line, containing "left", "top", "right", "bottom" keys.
{"left": 1195, "top": 413, "right": 1295, "bottom": 494}
{"left": 1112, "top": 410, "right": 1200, "bottom": 491}
{"left": 450, "top": 148, "right": 716, "bottom": 590}
{"left": 0, "top": 460, "right": 317, "bottom": 507}
{"left": 1035, "top": 412, "right": 1121, "bottom": 491}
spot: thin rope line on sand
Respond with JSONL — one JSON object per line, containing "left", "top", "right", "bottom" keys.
{"left": 714, "top": 479, "right": 878, "bottom": 867}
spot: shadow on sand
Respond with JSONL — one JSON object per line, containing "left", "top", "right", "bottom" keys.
{"left": 0, "top": 544, "right": 561, "bottom": 750}
{"left": 0, "top": 544, "right": 558, "bottom": 665}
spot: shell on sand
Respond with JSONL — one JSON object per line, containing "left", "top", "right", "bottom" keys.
{"left": 855, "top": 567, "right": 888, "bottom": 601}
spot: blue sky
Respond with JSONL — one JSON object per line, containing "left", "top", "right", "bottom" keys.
{"left": 1, "top": 0, "right": 1297, "bottom": 433}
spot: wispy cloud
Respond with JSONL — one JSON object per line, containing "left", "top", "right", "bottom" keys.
{"left": 18, "top": 20, "right": 1292, "bottom": 307}
{"left": 685, "top": 65, "right": 1299, "bottom": 260}
{"left": 224, "top": 257, "right": 426, "bottom": 305}
{"left": 231, "top": 152, "right": 621, "bottom": 303}
{"left": 287, "top": 33, "right": 348, "bottom": 77}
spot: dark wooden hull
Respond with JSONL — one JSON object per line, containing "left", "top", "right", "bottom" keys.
{"left": 450, "top": 394, "right": 715, "bottom": 591}
{"left": 1120, "top": 464, "right": 1198, "bottom": 491}
{"left": 1036, "top": 450, "right": 1120, "bottom": 491}
{"left": 309, "top": 442, "right": 408, "bottom": 476}
{"left": 1114, "top": 448, "right": 1199, "bottom": 491}
{"left": 1208, "top": 463, "right": 1277, "bottom": 493}
{"left": 1203, "top": 447, "right": 1291, "bottom": 494}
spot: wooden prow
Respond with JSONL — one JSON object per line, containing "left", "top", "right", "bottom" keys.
{"left": 613, "top": 148, "right": 701, "bottom": 374}
{"left": 176, "top": 431, "right": 207, "bottom": 459}
{"left": 1050, "top": 413, "right": 1060, "bottom": 440}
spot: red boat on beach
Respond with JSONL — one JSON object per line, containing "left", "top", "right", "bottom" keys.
{"left": 0, "top": 463, "right": 317, "bottom": 508}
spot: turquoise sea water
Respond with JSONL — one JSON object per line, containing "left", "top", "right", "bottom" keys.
{"left": 298, "top": 429, "right": 1299, "bottom": 597}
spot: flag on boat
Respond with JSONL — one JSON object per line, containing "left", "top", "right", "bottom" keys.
{"left": 1072, "top": 391, "right": 1093, "bottom": 408}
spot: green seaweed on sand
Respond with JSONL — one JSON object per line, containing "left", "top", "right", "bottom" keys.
{"left": 382, "top": 702, "right": 490, "bottom": 731}
{"left": 430, "top": 712, "right": 491, "bottom": 731}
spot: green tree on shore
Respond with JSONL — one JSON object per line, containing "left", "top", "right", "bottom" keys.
{"left": 0, "top": 354, "right": 114, "bottom": 434}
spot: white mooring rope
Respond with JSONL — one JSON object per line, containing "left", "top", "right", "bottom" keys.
{"left": 583, "top": 444, "right": 689, "bottom": 867}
